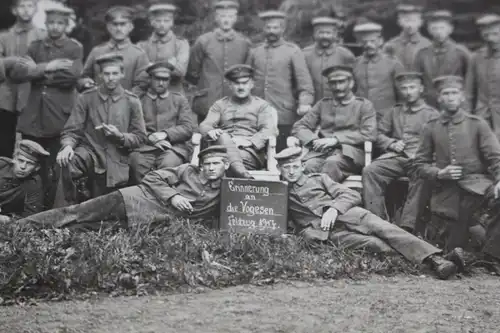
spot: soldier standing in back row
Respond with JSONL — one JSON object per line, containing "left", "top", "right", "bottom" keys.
{"left": 137, "top": 4, "right": 189, "bottom": 94}
{"left": 302, "top": 17, "right": 355, "bottom": 104}
{"left": 248, "top": 10, "right": 314, "bottom": 151}
{"left": 186, "top": 0, "right": 251, "bottom": 122}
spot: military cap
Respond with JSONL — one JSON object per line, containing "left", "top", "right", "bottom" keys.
{"left": 18, "top": 140, "right": 49, "bottom": 163}
{"left": 476, "top": 14, "right": 500, "bottom": 27}
{"left": 214, "top": 0, "right": 239, "bottom": 10}
{"left": 198, "top": 145, "right": 228, "bottom": 160}
{"left": 146, "top": 61, "right": 174, "bottom": 79}
{"left": 95, "top": 53, "right": 124, "bottom": 68}
{"left": 311, "top": 17, "right": 341, "bottom": 27}
{"left": 275, "top": 147, "right": 303, "bottom": 165}
{"left": 224, "top": 64, "right": 254, "bottom": 82}
{"left": 395, "top": 72, "right": 423, "bottom": 83}
{"left": 148, "top": 3, "right": 177, "bottom": 14}
{"left": 13, "top": 0, "right": 39, "bottom": 5}
{"left": 425, "top": 10, "right": 453, "bottom": 22}
{"left": 433, "top": 75, "right": 464, "bottom": 92}
{"left": 45, "top": 6, "right": 74, "bottom": 17}
{"left": 104, "top": 6, "right": 134, "bottom": 22}
{"left": 322, "top": 64, "right": 354, "bottom": 81}
{"left": 396, "top": 4, "right": 423, "bottom": 13}
{"left": 258, "top": 10, "right": 286, "bottom": 21}
{"left": 353, "top": 22, "right": 383, "bottom": 34}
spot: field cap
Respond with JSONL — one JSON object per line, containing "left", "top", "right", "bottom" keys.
{"left": 322, "top": 65, "right": 354, "bottom": 81}
{"left": 18, "top": 140, "right": 50, "bottom": 163}
{"left": 105, "top": 6, "right": 134, "bottom": 22}
{"left": 259, "top": 10, "right": 286, "bottom": 21}
{"left": 214, "top": 0, "right": 239, "bottom": 10}
{"left": 433, "top": 75, "right": 464, "bottom": 92}
{"left": 224, "top": 64, "right": 254, "bottom": 82}
{"left": 395, "top": 72, "right": 423, "bottom": 83}
{"left": 275, "top": 147, "right": 303, "bottom": 165}
{"left": 396, "top": 4, "right": 423, "bottom": 13}
{"left": 353, "top": 22, "right": 383, "bottom": 35}
{"left": 45, "top": 5, "right": 74, "bottom": 18}
{"left": 426, "top": 10, "right": 453, "bottom": 22}
{"left": 146, "top": 61, "right": 175, "bottom": 79}
{"left": 476, "top": 14, "right": 500, "bottom": 27}
{"left": 312, "top": 17, "right": 341, "bottom": 28}
{"left": 198, "top": 146, "right": 228, "bottom": 160}
{"left": 148, "top": 4, "right": 177, "bottom": 15}
{"left": 95, "top": 53, "right": 124, "bottom": 68}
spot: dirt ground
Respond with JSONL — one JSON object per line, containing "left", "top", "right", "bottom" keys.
{"left": 1, "top": 274, "right": 499, "bottom": 333}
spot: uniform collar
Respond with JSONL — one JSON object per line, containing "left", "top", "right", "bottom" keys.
{"left": 98, "top": 85, "right": 125, "bottom": 102}
{"left": 293, "top": 174, "right": 308, "bottom": 187}
{"left": 405, "top": 99, "right": 426, "bottom": 112}
{"left": 44, "top": 35, "right": 68, "bottom": 48}
{"left": 362, "top": 52, "right": 382, "bottom": 63}
{"left": 214, "top": 28, "right": 235, "bottom": 41}
{"left": 433, "top": 39, "right": 452, "bottom": 54}
{"left": 485, "top": 46, "right": 500, "bottom": 58}
{"left": 108, "top": 38, "right": 131, "bottom": 50}
{"left": 400, "top": 32, "right": 422, "bottom": 44}
{"left": 315, "top": 44, "right": 336, "bottom": 56}
{"left": 332, "top": 93, "right": 355, "bottom": 106}
{"left": 12, "top": 22, "right": 34, "bottom": 33}
{"left": 265, "top": 38, "right": 285, "bottom": 48}
{"left": 147, "top": 90, "right": 169, "bottom": 100}
{"left": 151, "top": 31, "right": 174, "bottom": 44}
{"left": 199, "top": 172, "right": 222, "bottom": 189}
{"left": 440, "top": 109, "right": 466, "bottom": 124}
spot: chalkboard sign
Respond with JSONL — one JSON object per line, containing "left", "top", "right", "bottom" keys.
{"left": 219, "top": 178, "right": 288, "bottom": 235}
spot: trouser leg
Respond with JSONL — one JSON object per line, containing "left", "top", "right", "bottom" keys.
{"left": 303, "top": 156, "right": 325, "bottom": 174}
{"left": 156, "top": 149, "right": 185, "bottom": 169}
{"left": 276, "top": 125, "right": 291, "bottom": 152}
{"left": 129, "top": 151, "right": 156, "bottom": 184}
{"left": 0, "top": 109, "right": 18, "bottom": 158}
{"left": 239, "top": 148, "right": 261, "bottom": 170}
{"left": 329, "top": 230, "right": 395, "bottom": 253}
{"left": 214, "top": 132, "right": 251, "bottom": 178}
{"left": 322, "top": 152, "right": 359, "bottom": 183}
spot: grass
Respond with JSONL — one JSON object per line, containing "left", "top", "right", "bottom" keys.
{"left": 0, "top": 218, "right": 420, "bottom": 304}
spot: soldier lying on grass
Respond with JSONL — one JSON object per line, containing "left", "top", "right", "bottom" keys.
{"left": 275, "top": 146, "right": 462, "bottom": 280}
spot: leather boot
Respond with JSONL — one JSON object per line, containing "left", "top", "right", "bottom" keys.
{"left": 444, "top": 247, "right": 466, "bottom": 272}
{"left": 426, "top": 254, "right": 457, "bottom": 280}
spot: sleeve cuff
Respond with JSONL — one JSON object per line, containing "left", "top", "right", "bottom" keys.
{"left": 250, "top": 137, "right": 265, "bottom": 151}
{"left": 330, "top": 203, "right": 350, "bottom": 215}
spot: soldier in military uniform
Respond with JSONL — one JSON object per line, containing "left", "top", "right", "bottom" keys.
{"left": 291, "top": 65, "right": 376, "bottom": 183}
{"left": 275, "top": 146, "right": 460, "bottom": 280}
{"left": 17, "top": 6, "right": 83, "bottom": 208}
{"left": 0, "top": 0, "right": 46, "bottom": 158}
{"left": 79, "top": 6, "right": 149, "bottom": 91}
{"left": 465, "top": 14, "right": 500, "bottom": 141}
{"left": 186, "top": 0, "right": 251, "bottom": 121}
{"left": 362, "top": 72, "right": 439, "bottom": 232}
{"left": 54, "top": 53, "right": 146, "bottom": 207}
{"left": 384, "top": 4, "right": 431, "bottom": 70}
{"left": 353, "top": 22, "right": 404, "bottom": 119}
{"left": 302, "top": 17, "right": 355, "bottom": 104}
{"left": 129, "top": 61, "right": 196, "bottom": 184}
{"left": 199, "top": 64, "right": 278, "bottom": 179}
{"left": 247, "top": 10, "right": 314, "bottom": 151}
{"left": 414, "top": 75, "right": 500, "bottom": 252}
{"left": 0, "top": 140, "right": 49, "bottom": 223}
{"left": 414, "top": 10, "right": 471, "bottom": 108}
{"left": 17, "top": 146, "right": 229, "bottom": 230}
{"left": 137, "top": 4, "right": 189, "bottom": 94}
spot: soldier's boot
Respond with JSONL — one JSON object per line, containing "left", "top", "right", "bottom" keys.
{"left": 444, "top": 247, "right": 466, "bottom": 272}
{"left": 426, "top": 252, "right": 458, "bottom": 280}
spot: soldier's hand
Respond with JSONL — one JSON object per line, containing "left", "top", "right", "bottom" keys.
{"left": 154, "top": 140, "right": 172, "bottom": 151}
{"left": 297, "top": 104, "right": 312, "bottom": 116}
{"left": 312, "top": 138, "right": 338, "bottom": 151}
{"left": 233, "top": 137, "right": 252, "bottom": 148}
{"left": 46, "top": 59, "right": 73, "bottom": 72}
{"left": 389, "top": 140, "right": 406, "bottom": 153}
{"left": 321, "top": 208, "right": 338, "bottom": 231}
{"left": 100, "top": 124, "right": 123, "bottom": 139}
{"left": 149, "top": 131, "right": 167, "bottom": 144}
{"left": 170, "top": 194, "right": 194, "bottom": 213}
{"left": 78, "top": 77, "right": 95, "bottom": 90}
{"left": 494, "top": 182, "right": 500, "bottom": 199}
{"left": 207, "top": 129, "right": 223, "bottom": 141}
{"left": 57, "top": 146, "right": 74, "bottom": 166}
{"left": 3, "top": 56, "right": 31, "bottom": 71}
{"left": 437, "top": 165, "right": 463, "bottom": 180}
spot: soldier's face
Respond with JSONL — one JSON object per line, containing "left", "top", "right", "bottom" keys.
{"left": 201, "top": 156, "right": 229, "bottom": 180}
{"left": 427, "top": 21, "right": 453, "bottom": 43}
{"left": 398, "top": 80, "right": 423, "bottom": 103}
{"left": 328, "top": 77, "right": 353, "bottom": 100}
{"left": 151, "top": 13, "right": 174, "bottom": 36}
{"left": 359, "top": 33, "right": 383, "bottom": 56}
{"left": 264, "top": 20, "right": 285, "bottom": 43}
{"left": 12, "top": 0, "right": 37, "bottom": 22}
{"left": 151, "top": 76, "right": 170, "bottom": 95}
{"left": 314, "top": 26, "right": 337, "bottom": 48}
{"left": 13, "top": 154, "right": 39, "bottom": 179}
{"left": 46, "top": 16, "right": 68, "bottom": 40}
{"left": 438, "top": 87, "right": 464, "bottom": 112}
{"left": 481, "top": 25, "right": 500, "bottom": 47}
{"left": 397, "top": 13, "right": 423, "bottom": 34}
{"left": 107, "top": 19, "right": 133, "bottom": 42}
{"left": 279, "top": 160, "right": 304, "bottom": 183}
{"left": 100, "top": 65, "right": 124, "bottom": 91}
{"left": 215, "top": 9, "right": 238, "bottom": 31}
{"left": 230, "top": 77, "right": 253, "bottom": 99}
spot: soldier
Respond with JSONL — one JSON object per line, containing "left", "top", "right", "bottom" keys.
{"left": 247, "top": 10, "right": 314, "bottom": 151}
{"left": 465, "top": 14, "right": 500, "bottom": 140}
{"left": 384, "top": 4, "right": 431, "bottom": 70}
{"left": 413, "top": 75, "right": 500, "bottom": 252}
{"left": 199, "top": 64, "right": 278, "bottom": 179}
{"left": 16, "top": 146, "right": 229, "bottom": 230}
{"left": 137, "top": 3, "right": 189, "bottom": 94}
{"left": 17, "top": 5, "right": 83, "bottom": 208}
{"left": 79, "top": 6, "right": 149, "bottom": 91}
{"left": 0, "top": 0, "right": 46, "bottom": 158}
{"left": 186, "top": 0, "right": 251, "bottom": 121}
{"left": 414, "top": 10, "right": 471, "bottom": 108}
{"left": 275, "top": 147, "right": 460, "bottom": 280}
{"left": 291, "top": 64, "right": 376, "bottom": 183}
{"left": 0, "top": 140, "right": 48, "bottom": 223}
{"left": 353, "top": 22, "right": 404, "bottom": 119}
{"left": 362, "top": 72, "right": 439, "bottom": 233}
{"left": 129, "top": 61, "right": 196, "bottom": 184}
{"left": 302, "top": 17, "right": 355, "bottom": 104}
{"left": 55, "top": 53, "right": 146, "bottom": 207}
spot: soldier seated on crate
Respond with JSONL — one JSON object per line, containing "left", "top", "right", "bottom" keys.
{"left": 276, "top": 146, "right": 463, "bottom": 280}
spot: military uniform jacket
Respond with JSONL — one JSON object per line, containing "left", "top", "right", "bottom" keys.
{"left": 414, "top": 39, "right": 471, "bottom": 107}
{"left": 465, "top": 47, "right": 500, "bottom": 140}
{"left": 0, "top": 22, "right": 46, "bottom": 112}
{"left": 383, "top": 32, "right": 432, "bottom": 70}
{"left": 137, "top": 31, "right": 190, "bottom": 93}
{"left": 60, "top": 86, "right": 147, "bottom": 187}
{"left": 186, "top": 29, "right": 251, "bottom": 117}
{"left": 83, "top": 39, "right": 149, "bottom": 90}
{"left": 413, "top": 109, "right": 500, "bottom": 219}
{"left": 377, "top": 100, "right": 439, "bottom": 159}
{"left": 119, "top": 164, "right": 221, "bottom": 227}
{"left": 0, "top": 157, "right": 43, "bottom": 217}
{"left": 291, "top": 95, "right": 377, "bottom": 166}
{"left": 18, "top": 36, "right": 83, "bottom": 138}
{"left": 353, "top": 52, "right": 404, "bottom": 118}
{"left": 247, "top": 38, "right": 314, "bottom": 125}
{"left": 136, "top": 91, "right": 195, "bottom": 161}
{"left": 302, "top": 43, "right": 355, "bottom": 103}
{"left": 199, "top": 96, "right": 278, "bottom": 151}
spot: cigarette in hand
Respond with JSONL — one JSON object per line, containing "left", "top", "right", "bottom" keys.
{"left": 95, "top": 125, "right": 104, "bottom": 130}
